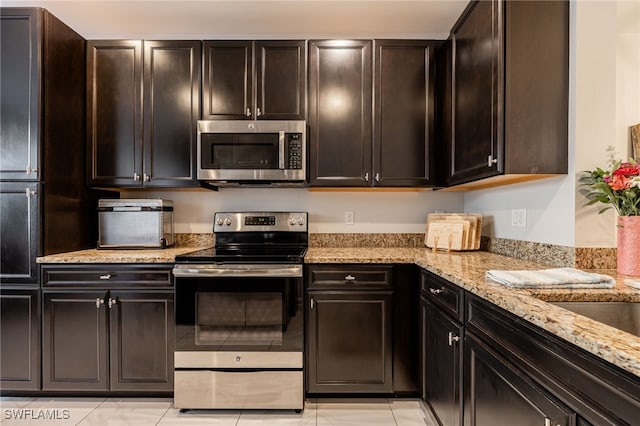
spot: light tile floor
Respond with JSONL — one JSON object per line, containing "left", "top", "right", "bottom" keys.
{"left": 0, "top": 397, "right": 438, "bottom": 425}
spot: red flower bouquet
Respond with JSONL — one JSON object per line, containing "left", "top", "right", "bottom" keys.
{"left": 580, "top": 147, "right": 640, "bottom": 216}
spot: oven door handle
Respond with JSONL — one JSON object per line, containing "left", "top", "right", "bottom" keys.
{"left": 173, "top": 264, "right": 303, "bottom": 278}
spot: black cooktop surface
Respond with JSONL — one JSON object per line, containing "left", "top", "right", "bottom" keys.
{"left": 174, "top": 245, "right": 307, "bottom": 263}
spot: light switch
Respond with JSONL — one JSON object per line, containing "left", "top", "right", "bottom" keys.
{"left": 344, "top": 211, "right": 354, "bottom": 225}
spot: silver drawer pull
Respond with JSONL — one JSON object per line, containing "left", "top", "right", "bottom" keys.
{"left": 345, "top": 275, "right": 356, "bottom": 281}
{"left": 99, "top": 274, "right": 111, "bottom": 280}
{"left": 95, "top": 298, "right": 104, "bottom": 308}
{"left": 108, "top": 298, "right": 117, "bottom": 309}
{"left": 429, "top": 288, "right": 443, "bottom": 295}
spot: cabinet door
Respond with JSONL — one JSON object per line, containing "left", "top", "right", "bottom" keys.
{"left": 87, "top": 40, "right": 143, "bottom": 187}
{"left": 0, "top": 8, "right": 40, "bottom": 180}
{"left": 448, "top": 0, "right": 503, "bottom": 185}
{"left": 202, "top": 41, "right": 252, "bottom": 120}
{"left": 143, "top": 40, "right": 200, "bottom": 187}
{"left": 373, "top": 40, "right": 435, "bottom": 187}
{"left": 42, "top": 291, "right": 109, "bottom": 390}
{"left": 306, "top": 290, "right": 392, "bottom": 393}
{"left": 109, "top": 291, "right": 174, "bottom": 391}
{"left": 255, "top": 40, "right": 306, "bottom": 120}
{"left": 464, "top": 332, "right": 573, "bottom": 426}
{"left": 0, "top": 289, "right": 40, "bottom": 390}
{"left": 308, "top": 40, "right": 372, "bottom": 187}
{"left": 421, "top": 297, "right": 463, "bottom": 426}
{"left": 0, "top": 182, "right": 39, "bottom": 284}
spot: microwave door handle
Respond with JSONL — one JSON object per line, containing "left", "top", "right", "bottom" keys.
{"left": 278, "top": 131, "right": 285, "bottom": 169}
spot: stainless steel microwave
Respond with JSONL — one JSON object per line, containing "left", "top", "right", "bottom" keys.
{"left": 197, "top": 120, "right": 306, "bottom": 185}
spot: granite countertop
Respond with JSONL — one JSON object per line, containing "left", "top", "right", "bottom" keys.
{"left": 38, "top": 246, "right": 640, "bottom": 378}
{"left": 36, "top": 246, "right": 206, "bottom": 264}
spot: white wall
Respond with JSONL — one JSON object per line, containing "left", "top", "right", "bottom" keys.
{"left": 122, "top": 189, "right": 464, "bottom": 234}
{"left": 465, "top": 0, "right": 640, "bottom": 248}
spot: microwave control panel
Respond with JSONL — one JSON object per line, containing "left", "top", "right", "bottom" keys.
{"left": 287, "top": 134, "right": 303, "bottom": 169}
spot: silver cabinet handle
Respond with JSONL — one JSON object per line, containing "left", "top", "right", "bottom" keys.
{"left": 108, "top": 298, "right": 117, "bottom": 309}
{"left": 26, "top": 164, "right": 38, "bottom": 175}
{"left": 310, "top": 297, "right": 315, "bottom": 310}
{"left": 487, "top": 155, "right": 498, "bottom": 167}
{"left": 246, "top": 108, "right": 252, "bottom": 117}
{"left": 364, "top": 172, "right": 369, "bottom": 182}
{"left": 133, "top": 173, "right": 141, "bottom": 181}
{"left": 429, "top": 288, "right": 443, "bottom": 295}
{"left": 374, "top": 172, "right": 380, "bottom": 182}
{"left": 448, "top": 332, "right": 460, "bottom": 346}
{"left": 256, "top": 107, "right": 262, "bottom": 117}
{"left": 345, "top": 275, "right": 356, "bottom": 281}
{"left": 96, "top": 298, "right": 104, "bottom": 308}
{"left": 143, "top": 173, "right": 150, "bottom": 182}
{"left": 99, "top": 274, "right": 111, "bottom": 280}
{"left": 25, "top": 188, "right": 36, "bottom": 197}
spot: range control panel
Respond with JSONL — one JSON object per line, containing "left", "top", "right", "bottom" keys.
{"left": 214, "top": 212, "right": 307, "bottom": 233}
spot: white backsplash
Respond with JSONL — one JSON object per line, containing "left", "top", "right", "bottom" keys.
{"left": 121, "top": 188, "right": 464, "bottom": 234}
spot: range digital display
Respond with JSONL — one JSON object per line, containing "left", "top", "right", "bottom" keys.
{"left": 245, "top": 216, "right": 276, "bottom": 226}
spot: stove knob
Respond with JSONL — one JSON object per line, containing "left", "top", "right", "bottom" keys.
{"left": 289, "top": 217, "right": 297, "bottom": 226}
{"left": 297, "top": 217, "right": 305, "bottom": 226}
{"left": 216, "top": 217, "right": 224, "bottom": 226}
{"left": 224, "top": 217, "right": 232, "bottom": 226}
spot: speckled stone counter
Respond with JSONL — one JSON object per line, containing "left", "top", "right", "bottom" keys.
{"left": 305, "top": 247, "right": 640, "bottom": 378}
{"left": 36, "top": 246, "right": 207, "bottom": 264}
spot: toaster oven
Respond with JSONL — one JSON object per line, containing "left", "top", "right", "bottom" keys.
{"left": 97, "top": 199, "right": 174, "bottom": 249}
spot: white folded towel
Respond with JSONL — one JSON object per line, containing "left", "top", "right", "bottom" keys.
{"left": 485, "top": 267, "right": 615, "bottom": 289}
{"left": 625, "top": 278, "right": 640, "bottom": 289}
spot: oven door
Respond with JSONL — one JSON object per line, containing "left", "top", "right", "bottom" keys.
{"left": 173, "top": 264, "right": 303, "bottom": 355}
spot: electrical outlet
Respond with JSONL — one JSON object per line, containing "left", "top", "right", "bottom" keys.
{"left": 344, "top": 210, "right": 354, "bottom": 225}
{"left": 511, "top": 209, "right": 527, "bottom": 227}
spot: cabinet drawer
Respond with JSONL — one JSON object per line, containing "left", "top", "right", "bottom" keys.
{"left": 174, "top": 370, "right": 303, "bottom": 410}
{"left": 307, "top": 265, "right": 392, "bottom": 289}
{"left": 42, "top": 265, "right": 172, "bottom": 288}
{"left": 421, "top": 270, "right": 463, "bottom": 321}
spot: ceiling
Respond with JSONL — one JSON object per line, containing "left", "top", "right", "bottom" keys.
{"left": 2, "top": 0, "right": 470, "bottom": 40}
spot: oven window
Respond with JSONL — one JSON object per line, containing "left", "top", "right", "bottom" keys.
{"left": 175, "top": 276, "right": 303, "bottom": 352}
{"left": 196, "top": 292, "right": 283, "bottom": 346}
{"left": 201, "top": 133, "right": 279, "bottom": 169}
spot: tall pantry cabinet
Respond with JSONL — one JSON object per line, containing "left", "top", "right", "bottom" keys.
{"left": 0, "top": 8, "right": 98, "bottom": 391}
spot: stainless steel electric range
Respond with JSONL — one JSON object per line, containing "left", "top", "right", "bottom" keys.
{"left": 172, "top": 211, "right": 307, "bottom": 411}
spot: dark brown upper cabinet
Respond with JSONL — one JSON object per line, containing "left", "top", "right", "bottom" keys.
{"left": 446, "top": 0, "right": 569, "bottom": 188}
{"left": 87, "top": 40, "right": 201, "bottom": 188}
{"left": 308, "top": 40, "right": 373, "bottom": 187}
{"left": 374, "top": 40, "right": 438, "bottom": 187}
{"left": 309, "top": 39, "right": 437, "bottom": 187}
{"left": 202, "top": 40, "right": 306, "bottom": 120}
{"left": 1, "top": 7, "right": 96, "bottom": 287}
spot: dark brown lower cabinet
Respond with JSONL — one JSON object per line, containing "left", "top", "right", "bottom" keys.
{"left": 41, "top": 265, "right": 174, "bottom": 393}
{"left": 306, "top": 290, "right": 392, "bottom": 393}
{"left": 421, "top": 296, "right": 463, "bottom": 426}
{"left": 42, "top": 289, "right": 173, "bottom": 393}
{"left": 463, "top": 332, "right": 573, "bottom": 426}
{"left": 109, "top": 291, "right": 173, "bottom": 391}
{"left": 0, "top": 288, "right": 40, "bottom": 391}
{"left": 306, "top": 264, "right": 393, "bottom": 395}
{"left": 42, "top": 291, "right": 108, "bottom": 391}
